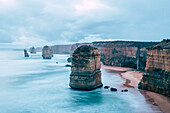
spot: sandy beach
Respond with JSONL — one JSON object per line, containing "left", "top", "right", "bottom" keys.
{"left": 102, "top": 64, "right": 170, "bottom": 113}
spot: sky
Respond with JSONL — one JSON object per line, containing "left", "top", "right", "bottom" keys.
{"left": 0, "top": 0, "right": 170, "bottom": 48}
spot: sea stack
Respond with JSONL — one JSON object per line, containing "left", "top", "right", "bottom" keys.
{"left": 42, "top": 45, "right": 53, "bottom": 59}
{"left": 24, "top": 49, "right": 29, "bottom": 57}
{"left": 29, "top": 46, "right": 36, "bottom": 54}
{"left": 138, "top": 39, "right": 170, "bottom": 96}
{"left": 69, "top": 45, "right": 103, "bottom": 90}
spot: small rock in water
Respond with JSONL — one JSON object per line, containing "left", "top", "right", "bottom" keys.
{"left": 110, "top": 88, "right": 117, "bottom": 91}
{"left": 56, "top": 62, "right": 58, "bottom": 64}
{"left": 104, "top": 86, "right": 110, "bottom": 89}
{"left": 67, "top": 57, "right": 71, "bottom": 62}
{"left": 65, "top": 64, "right": 71, "bottom": 67}
{"left": 121, "top": 89, "right": 128, "bottom": 92}
{"left": 124, "top": 89, "right": 128, "bottom": 92}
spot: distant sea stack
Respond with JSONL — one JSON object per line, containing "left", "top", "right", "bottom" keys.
{"left": 69, "top": 45, "right": 103, "bottom": 90}
{"left": 42, "top": 45, "right": 53, "bottom": 59}
{"left": 24, "top": 49, "right": 29, "bottom": 57}
{"left": 29, "top": 46, "right": 36, "bottom": 54}
{"left": 138, "top": 39, "right": 170, "bottom": 96}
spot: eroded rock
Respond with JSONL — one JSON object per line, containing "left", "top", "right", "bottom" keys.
{"left": 42, "top": 46, "right": 53, "bottom": 59}
{"left": 69, "top": 45, "right": 103, "bottom": 90}
{"left": 29, "top": 46, "right": 36, "bottom": 54}
{"left": 24, "top": 49, "right": 29, "bottom": 57}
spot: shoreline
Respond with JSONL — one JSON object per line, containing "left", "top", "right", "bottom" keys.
{"left": 102, "top": 64, "right": 170, "bottom": 113}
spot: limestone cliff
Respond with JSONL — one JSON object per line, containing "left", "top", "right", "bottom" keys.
{"left": 138, "top": 39, "right": 170, "bottom": 96}
{"left": 42, "top": 46, "right": 53, "bottom": 59}
{"left": 69, "top": 45, "right": 103, "bottom": 90}
{"left": 50, "top": 45, "right": 72, "bottom": 54}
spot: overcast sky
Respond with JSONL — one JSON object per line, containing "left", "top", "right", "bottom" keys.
{"left": 0, "top": 0, "right": 170, "bottom": 47}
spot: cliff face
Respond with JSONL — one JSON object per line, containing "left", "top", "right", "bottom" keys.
{"left": 139, "top": 40, "right": 170, "bottom": 96}
{"left": 42, "top": 46, "right": 53, "bottom": 59}
{"left": 70, "top": 45, "right": 103, "bottom": 90}
{"left": 50, "top": 45, "right": 72, "bottom": 54}
{"left": 92, "top": 41, "right": 157, "bottom": 69}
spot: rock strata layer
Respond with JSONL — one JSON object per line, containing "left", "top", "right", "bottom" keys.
{"left": 69, "top": 45, "right": 103, "bottom": 90}
{"left": 29, "top": 46, "right": 36, "bottom": 54}
{"left": 42, "top": 46, "right": 53, "bottom": 59}
{"left": 138, "top": 39, "right": 170, "bottom": 96}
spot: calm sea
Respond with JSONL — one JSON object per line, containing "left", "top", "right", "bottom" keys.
{"left": 0, "top": 50, "right": 162, "bottom": 113}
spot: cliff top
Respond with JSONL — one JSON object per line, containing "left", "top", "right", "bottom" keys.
{"left": 73, "top": 45, "right": 99, "bottom": 55}
{"left": 92, "top": 41, "right": 157, "bottom": 48}
{"left": 148, "top": 39, "right": 170, "bottom": 49}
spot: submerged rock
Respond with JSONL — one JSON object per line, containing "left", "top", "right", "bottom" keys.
{"left": 69, "top": 45, "right": 103, "bottom": 90}
{"left": 42, "top": 46, "right": 53, "bottom": 59}
{"left": 122, "top": 89, "right": 128, "bottom": 92}
{"left": 65, "top": 64, "right": 71, "bottom": 67}
{"left": 104, "top": 86, "right": 110, "bottom": 89}
{"left": 29, "top": 46, "right": 36, "bottom": 54}
{"left": 24, "top": 49, "right": 29, "bottom": 57}
{"left": 110, "top": 88, "right": 117, "bottom": 91}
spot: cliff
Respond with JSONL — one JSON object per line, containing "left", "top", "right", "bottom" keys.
{"left": 50, "top": 45, "right": 72, "bottom": 54}
{"left": 92, "top": 41, "right": 157, "bottom": 69}
{"left": 139, "top": 39, "right": 170, "bottom": 96}
{"left": 70, "top": 45, "right": 103, "bottom": 90}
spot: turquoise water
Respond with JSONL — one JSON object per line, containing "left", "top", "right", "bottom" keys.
{"left": 0, "top": 50, "right": 162, "bottom": 113}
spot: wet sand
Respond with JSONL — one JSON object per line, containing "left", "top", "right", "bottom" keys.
{"left": 102, "top": 64, "right": 170, "bottom": 113}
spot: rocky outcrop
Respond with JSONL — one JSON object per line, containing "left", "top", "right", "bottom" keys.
{"left": 138, "top": 39, "right": 170, "bottom": 96}
{"left": 29, "top": 46, "right": 36, "bottom": 54}
{"left": 42, "top": 46, "right": 53, "bottom": 59}
{"left": 24, "top": 49, "right": 29, "bottom": 57}
{"left": 67, "top": 57, "right": 71, "bottom": 62}
{"left": 69, "top": 45, "right": 103, "bottom": 90}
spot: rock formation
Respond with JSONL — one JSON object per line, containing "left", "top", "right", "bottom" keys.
{"left": 29, "top": 46, "right": 36, "bottom": 54}
{"left": 67, "top": 57, "right": 71, "bottom": 62}
{"left": 69, "top": 45, "right": 103, "bottom": 90}
{"left": 138, "top": 39, "right": 170, "bottom": 96}
{"left": 24, "top": 49, "right": 29, "bottom": 57}
{"left": 42, "top": 46, "right": 53, "bottom": 59}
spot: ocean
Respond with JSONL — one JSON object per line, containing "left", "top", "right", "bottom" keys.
{"left": 0, "top": 50, "right": 162, "bottom": 113}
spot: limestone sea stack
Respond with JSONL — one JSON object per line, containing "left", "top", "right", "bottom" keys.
{"left": 69, "top": 45, "right": 103, "bottom": 90}
{"left": 24, "top": 49, "right": 29, "bottom": 57}
{"left": 29, "top": 46, "right": 36, "bottom": 54}
{"left": 42, "top": 45, "right": 53, "bottom": 59}
{"left": 138, "top": 39, "right": 170, "bottom": 96}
